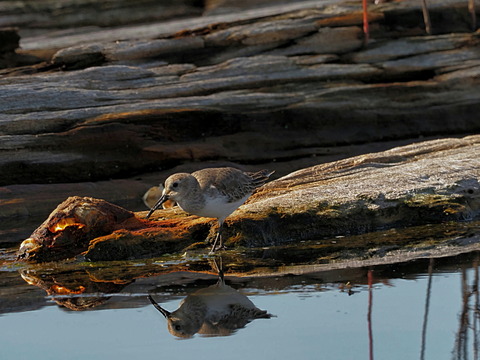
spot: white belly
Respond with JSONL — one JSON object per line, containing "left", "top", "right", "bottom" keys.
{"left": 194, "top": 194, "right": 249, "bottom": 220}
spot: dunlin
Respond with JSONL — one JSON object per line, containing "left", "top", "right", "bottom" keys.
{"left": 145, "top": 167, "right": 274, "bottom": 252}
{"left": 148, "top": 267, "right": 272, "bottom": 337}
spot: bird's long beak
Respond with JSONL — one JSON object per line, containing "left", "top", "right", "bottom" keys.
{"left": 148, "top": 295, "right": 171, "bottom": 318}
{"left": 145, "top": 194, "right": 168, "bottom": 219}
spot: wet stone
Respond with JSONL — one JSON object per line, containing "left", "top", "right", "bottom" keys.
{"left": 382, "top": 47, "right": 480, "bottom": 73}
{"left": 204, "top": 18, "right": 318, "bottom": 46}
{"left": 14, "top": 136, "right": 480, "bottom": 262}
{"left": 266, "top": 26, "right": 363, "bottom": 56}
{"left": 349, "top": 33, "right": 474, "bottom": 63}
{"left": 2, "top": 0, "right": 480, "bottom": 264}
{"left": 17, "top": 196, "right": 145, "bottom": 262}
{"left": 0, "top": 28, "right": 20, "bottom": 54}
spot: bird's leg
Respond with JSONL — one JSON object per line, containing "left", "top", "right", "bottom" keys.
{"left": 210, "top": 219, "right": 225, "bottom": 253}
{"left": 211, "top": 258, "right": 225, "bottom": 284}
{"left": 210, "top": 229, "right": 223, "bottom": 254}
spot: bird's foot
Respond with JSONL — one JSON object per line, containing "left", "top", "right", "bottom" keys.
{"left": 208, "top": 231, "right": 225, "bottom": 254}
{"left": 205, "top": 237, "right": 214, "bottom": 244}
{"left": 208, "top": 243, "right": 227, "bottom": 255}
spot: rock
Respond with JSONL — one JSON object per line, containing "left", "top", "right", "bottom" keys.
{"left": 266, "top": 26, "right": 364, "bottom": 56}
{"left": 51, "top": 44, "right": 106, "bottom": 69}
{"left": 0, "top": 27, "right": 41, "bottom": 68}
{"left": 17, "top": 136, "right": 480, "bottom": 262}
{"left": 237, "top": 135, "right": 480, "bottom": 244}
{"left": 204, "top": 0, "right": 296, "bottom": 15}
{"left": 382, "top": 47, "right": 480, "bottom": 73}
{"left": 0, "top": 0, "right": 202, "bottom": 34}
{"left": 2, "top": 0, "right": 480, "bottom": 253}
{"left": 0, "top": 28, "right": 19, "bottom": 54}
{"left": 86, "top": 136, "right": 480, "bottom": 260}
{"left": 349, "top": 33, "right": 474, "bottom": 63}
{"left": 52, "top": 38, "right": 206, "bottom": 68}
{"left": 1, "top": 0, "right": 479, "bottom": 189}
{"left": 315, "top": 10, "right": 384, "bottom": 28}
{"left": 16, "top": 1, "right": 341, "bottom": 52}
{"left": 379, "top": 0, "right": 476, "bottom": 34}
{"left": 204, "top": 18, "right": 318, "bottom": 46}
{"left": 17, "top": 196, "right": 145, "bottom": 262}
{"left": 0, "top": 179, "right": 154, "bottom": 220}
{"left": 0, "top": 137, "right": 440, "bottom": 246}
{"left": 3, "top": 33, "right": 480, "bottom": 186}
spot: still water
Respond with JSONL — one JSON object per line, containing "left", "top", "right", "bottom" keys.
{"left": 1, "top": 249, "right": 479, "bottom": 360}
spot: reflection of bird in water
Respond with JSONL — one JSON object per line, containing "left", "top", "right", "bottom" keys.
{"left": 145, "top": 167, "right": 274, "bottom": 252}
{"left": 148, "top": 270, "right": 272, "bottom": 338}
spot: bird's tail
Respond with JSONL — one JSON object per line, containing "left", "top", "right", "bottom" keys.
{"left": 248, "top": 169, "right": 275, "bottom": 188}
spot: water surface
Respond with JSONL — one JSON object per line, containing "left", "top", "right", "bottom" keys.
{"left": 1, "top": 248, "right": 479, "bottom": 360}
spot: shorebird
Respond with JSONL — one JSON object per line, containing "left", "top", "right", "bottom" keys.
{"left": 148, "top": 268, "right": 272, "bottom": 337}
{"left": 145, "top": 167, "right": 274, "bottom": 252}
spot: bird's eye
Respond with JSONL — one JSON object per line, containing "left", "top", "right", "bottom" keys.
{"left": 172, "top": 182, "right": 178, "bottom": 188}
{"left": 175, "top": 325, "right": 182, "bottom": 331}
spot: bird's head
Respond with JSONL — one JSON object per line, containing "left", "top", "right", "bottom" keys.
{"left": 166, "top": 315, "right": 201, "bottom": 338}
{"left": 145, "top": 173, "right": 194, "bottom": 219}
{"left": 163, "top": 173, "right": 194, "bottom": 201}
{"left": 148, "top": 294, "right": 205, "bottom": 338}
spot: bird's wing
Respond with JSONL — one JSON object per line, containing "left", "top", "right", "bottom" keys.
{"left": 210, "top": 304, "right": 272, "bottom": 330}
{"left": 193, "top": 168, "right": 274, "bottom": 203}
{"left": 193, "top": 168, "right": 252, "bottom": 203}
{"left": 245, "top": 169, "right": 275, "bottom": 188}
